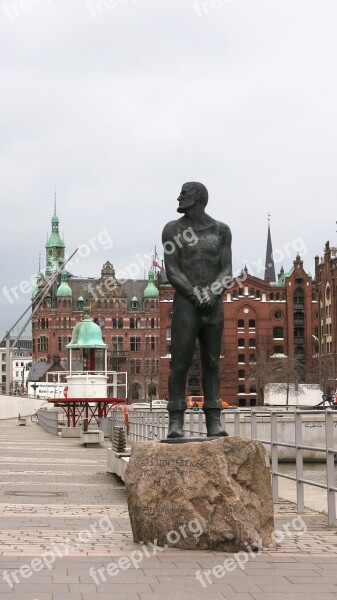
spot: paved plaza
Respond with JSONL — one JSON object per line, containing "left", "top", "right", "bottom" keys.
{"left": 0, "top": 418, "right": 336, "bottom": 600}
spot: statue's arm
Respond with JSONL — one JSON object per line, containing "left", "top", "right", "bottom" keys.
{"left": 215, "top": 223, "right": 233, "bottom": 291}
{"left": 162, "top": 223, "right": 196, "bottom": 301}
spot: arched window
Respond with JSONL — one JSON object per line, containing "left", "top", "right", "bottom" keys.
{"left": 148, "top": 384, "right": 157, "bottom": 398}
{"left": 130, "top": 383, "right": 142, "bottom": 401}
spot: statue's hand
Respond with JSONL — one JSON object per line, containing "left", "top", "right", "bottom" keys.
{"left": 188, "top": 287, "right": 219, "bottom": 311}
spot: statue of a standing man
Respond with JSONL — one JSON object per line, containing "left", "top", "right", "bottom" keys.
{"left": 162, "top": 182, "right": 232, "bottom": 438}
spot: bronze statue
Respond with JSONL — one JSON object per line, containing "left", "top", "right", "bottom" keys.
{"left": 162, "top": 182, "right": 232, "bottom": 438}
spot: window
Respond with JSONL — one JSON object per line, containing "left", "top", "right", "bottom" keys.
{"left": 58, "top": 337, "right": 62, "bottom": 352}
{"left": 238, "top": 354, "right": 245, "bottom": 363}
{"left": 238, "top": 319, "right": 244, "bottom": 328}
{"left": 273, "top": 327, "right": 283, "bottom": 339}
{"left": 166, "top": 328, "right": 171, "bottom": 340}
{"left": 249, "top": 319, "right": 255, "bottom": 328}
{"left": 238, "top": 384, "right": 245, "bottom": 394}
{"left": 255, "top": 290, "right": 260, "bottom": 299}
{"left": 130, "top": 336, "right": 141, "bottom": 352}
{"left": 37, "top": 336, "right": 48, "bottom": 352}
{"left": 238, "top": 338, "right": 245, "bottom": 348}
{"left": 294, "top": 288, "right": 304, "bottom": 309}
{"left": 145, "top": 358, "right": 159, "bottom": 375}
{"left": 249, "top": 354, "right": 256, "bottom": 363}
{"left": 145, "top": 336, "right": 158, "bottom": 351}
{"left": 151, "top": 318, "right": 155, "bottom": 329}
{"left": 249, "top": 384, "right": 257, "bottom": 394}
{"left": 130, "top": 359, "right": 142, "bottom": 374}
{"left": 112, "top": 336, "right": 123, "bottom": 352}
{"left": 130, "top": 318, "right": 135, "bottom": 329}
{"left": 273, "top": 345, "right": 284, "bottom": 354}
{"left": 249, "top": 339, "right": 256, "bottom": 348}
{"left": 238, "top": 370, "right": 245, "bottom": 379}
{"left": 112, "top": 318, "right": 123, "bottom": 329}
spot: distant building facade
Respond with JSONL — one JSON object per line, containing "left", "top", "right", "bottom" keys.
{"left": 32, "top": 208, "right": 319, "bottom": 406}
{"left": 31, "top": 210, "right": 160, "bottom": 402}
{"left": 315, "top": 241, "right": 337, "bottom": 394}
{"left": 0, "top": 337, "right": 32, "bottom": 393}
{"left": 159, "top": 255, "right": 319, "bottom": 406}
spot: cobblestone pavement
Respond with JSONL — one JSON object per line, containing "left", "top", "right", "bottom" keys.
{"left": 0, "top": 418, "right": 336, "bottom": 599}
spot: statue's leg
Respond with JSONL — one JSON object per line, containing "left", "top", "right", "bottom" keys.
{"left": 199, "top": 300, "right": 228, "bottom": 437}
{"left": 167, "top": 295, "right": 199, "bottom": 438}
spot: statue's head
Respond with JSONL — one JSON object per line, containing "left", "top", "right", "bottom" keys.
{"left": 177, "top": 182, "right": 208, "bottom": 213}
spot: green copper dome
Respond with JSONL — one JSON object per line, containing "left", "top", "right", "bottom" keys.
{"left": 143, "top": 267, "right": 159, "bottom": 298}
{"left": 46, "top": 214, "right": 65, "bottom": 249}
{"left": 57, "top": 270, "right": 72, "bottom": 297}
{"left": 66, "top": 313, "right": 107, "bottom": 349}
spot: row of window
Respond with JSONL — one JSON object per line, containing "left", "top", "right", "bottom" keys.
{"left": 238, "top": 385, "right": 257, "bottom": 394}
{"left": 36, "top": 335, "right": 160, "bottom": 354}
{"left": 322, "top": 341, "right": 333, "bottom": 354}
{"left": 321, "top": 323, "right": 333, "bottom": 336}
{"left": 34, "top": 317, "right": 159, "bottom": 330}
{"left": 238, "top": 354, "right": 256, "bottom": 363}
{"left": 130, "top": 359, "right": 160, "bottom": 375}
{"left": 238, "top": 339, "right": 256, "bottom": 348}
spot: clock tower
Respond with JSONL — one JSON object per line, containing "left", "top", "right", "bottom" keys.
{"left": 45, "top": 204, "right": 65, "bottom": 275}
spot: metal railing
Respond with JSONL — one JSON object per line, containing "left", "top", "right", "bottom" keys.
{"left": 111, "top": 407, "right": 337, "bottom": 525}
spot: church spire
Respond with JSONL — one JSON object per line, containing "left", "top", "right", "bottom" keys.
{"left": 264, "top": 214, "right": 276, "bottom": 282}
{"left": 46, "top": 194, "right": 65, "bottom": 275}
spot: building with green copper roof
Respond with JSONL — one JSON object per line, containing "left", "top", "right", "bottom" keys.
{"left": 143, "top": 267, "right": 159, "bottom": 298}
{"left": 46, "top": 205, "right": 65, "bottom": 275}
{"left": 57, "top": 270, "right": 73, "bottom": 297}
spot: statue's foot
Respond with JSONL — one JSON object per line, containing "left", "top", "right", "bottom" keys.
{"left": 205, "top": 409, "right": 229, "bottom": 437}
{"left": 167, "top": 410, "right": 185, "bottom": 438}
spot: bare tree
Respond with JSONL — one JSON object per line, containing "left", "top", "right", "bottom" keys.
{"left": 268, "top": 354, "right": 305, "bottom": 409}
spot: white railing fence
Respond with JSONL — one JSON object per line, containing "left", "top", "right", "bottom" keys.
{"left": 111, "top": 407, "right": 337, "bottom": 526}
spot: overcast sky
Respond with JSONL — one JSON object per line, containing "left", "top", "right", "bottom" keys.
{"left": 1, "top": 0, "right": 337, "bottom": 338}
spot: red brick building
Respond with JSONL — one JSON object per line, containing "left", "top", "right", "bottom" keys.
{"left": 159, "top": 255, "right": 319, "bottom": 406}
{"left": 32, "top": 209, "right": 319, "bottom": 406}
{"left": 32, "top": 210, "right": 160, "bottom": 402}
{"left": 315, "top": 241, "right": 337, "bottom": 393}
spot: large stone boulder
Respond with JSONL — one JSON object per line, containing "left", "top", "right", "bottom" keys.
{"left": 125, "top": 436, "right": 275, "bottom": 551}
